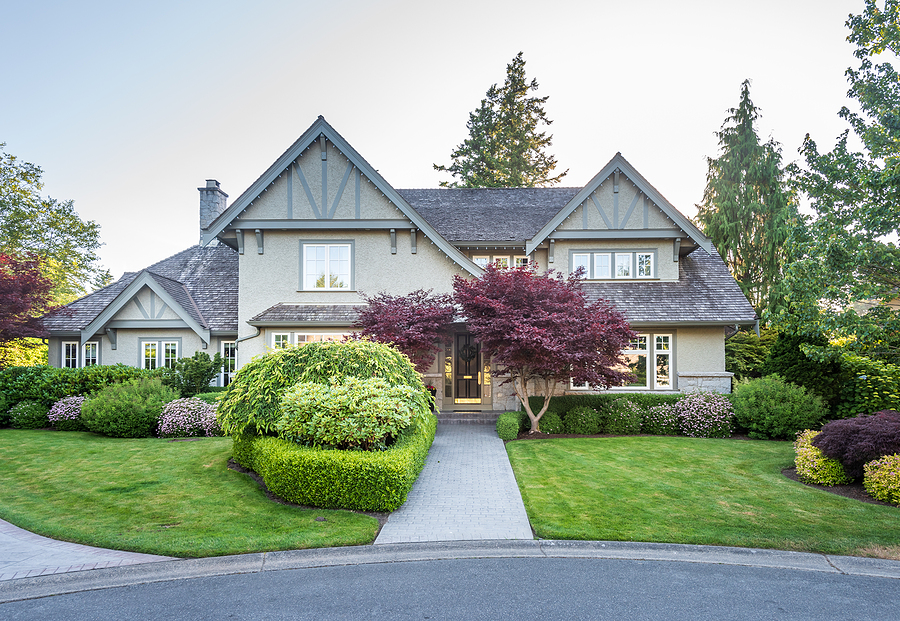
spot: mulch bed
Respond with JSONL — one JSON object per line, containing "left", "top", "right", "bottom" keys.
{"left": 510, "top": 431, "right": 894, "bottom": 507}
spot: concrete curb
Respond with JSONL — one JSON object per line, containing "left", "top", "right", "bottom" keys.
{"left": 2, "top": 539, "right": 899, "bottom": 603}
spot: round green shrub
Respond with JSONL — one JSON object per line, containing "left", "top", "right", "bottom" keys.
{"left": 794, "top": 429, "right": 852, "bottom": 486}
{"left": 8, "top": 400, "right": 50, "bottom": 429}
{"left": 81, "top": 378, "right": 179, "bottom": 438}
{"left": 278, "top": 377, "right": 425, "bottom": 450}
{"left": 530, "top": 411, "right": 564, "bottom": 434}
{"left": 641, "top": 403, "right": 680, "bottom": 436}
{"left": 564, "top": 406, "right": 603, "bottom": 435}
{"left": 496, "top": 412, "right": 521, "bottom": 440}
{"left": 732, "top": 375, "right": 829, "bottom": 440}
{"left": 863, "top": 453, "right": 900, "bottom": 505}
{"left": 218, "top": 339, "right": 428, "bottom": 437}
{"left": 604, "top": 400, "right": 642, "bottom": 435}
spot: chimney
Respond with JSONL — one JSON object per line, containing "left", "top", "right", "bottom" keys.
{"left": 199, "top": 179, "right": 228, "bottom": 239}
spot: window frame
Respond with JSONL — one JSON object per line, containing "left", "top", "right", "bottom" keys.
{"left": 139, "top": 338, "right": 181, "bottom": 370}
{"left": 299, "top": 240, "right": 355, "bottom": 291}
{"left": 220, "top": 341, "right": 236, "bottom": 386}
{"left": 569, "top": 332, "right": 674, "bottom": 391}
{"left": 568, "top": 249, "right": 656, "bottom": 280}
{"left": 62, "top": 341, "right": 100, "bottom": 368}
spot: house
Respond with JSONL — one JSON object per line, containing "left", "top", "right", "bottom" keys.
{"left": 43, "top": 116, "right": 758, "bottom": 411}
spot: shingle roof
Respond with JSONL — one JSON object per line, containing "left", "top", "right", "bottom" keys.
{"left": 43, "top": 244, "right": 238, "bottom": 333}
{"left": 249, "top": 303, "right": 363, "bottom": 324}
{"left": 398, "top": 187, "right": 581, "bottom": 242}
{"left": 583, "top": 248, "right": 758, "bottom": 325}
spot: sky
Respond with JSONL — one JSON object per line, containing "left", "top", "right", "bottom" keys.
{"left": 1, "top": 0, "right": 867, "bottom": 280}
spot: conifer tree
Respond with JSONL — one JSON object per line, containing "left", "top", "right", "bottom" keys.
{"left": 434, "top": 53, "right": 567, "bottom": 188}
{"left": 695, "top": 80, "right": 796, "bottom": 316}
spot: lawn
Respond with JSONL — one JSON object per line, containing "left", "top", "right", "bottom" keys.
{"left": 0, "top": 430, "right": 379, "bottom": 557}
{"left": 507, "top": 436, "right": 900, "bottom": 558}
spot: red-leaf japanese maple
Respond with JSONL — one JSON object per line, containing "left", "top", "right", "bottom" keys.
{"left": 453, "top": 264, "right": 635, "bottom": 432}
{"left": 354, "top": 289, "right": 456, "bottom": 374}
{"left": 0, "top": 253, "right": 55, "bottom": 344}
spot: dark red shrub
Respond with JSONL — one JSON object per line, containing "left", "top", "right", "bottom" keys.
{"left": 812, "top": 410, "right": 900, "bottom": 479}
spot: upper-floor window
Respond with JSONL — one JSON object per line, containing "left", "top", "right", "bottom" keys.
{"left": 571, "top": 250, "right": 655, "bottom": 279}
{"left": 473, "top": 254, "right": 528, "bottom": 269}
{"left": 301, "top": 242, "right": 352, "bottom": 290}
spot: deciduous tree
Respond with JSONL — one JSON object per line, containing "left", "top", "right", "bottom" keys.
{"left": 354, "top": 289, "right": 456, "bottom": 374}
{"left": 453, "top": 265, "right": 634, "bottom": 432}
{"left": 0, "top": 253, "right": 55, "bottom": 359}
{"left": 695, "top": 80, "right": 796, "bottom": 316}
{"left": 772, "top": 0, "right": 900, "bottom": 364}
{"left": 434, "top": 52, "right": 567, "bottom": 188}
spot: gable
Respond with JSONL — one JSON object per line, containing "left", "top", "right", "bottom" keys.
{"left": 202, "top": 117, "right": 481, "bottom": 276}
{"left": 111, "top": 287, "right": 182, "bottom": 321}
{"left": 526, "top": 153, "right": 712, "bottom": 255}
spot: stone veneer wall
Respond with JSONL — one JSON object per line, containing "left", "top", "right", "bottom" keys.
{"left": 677, "top": 372, "right": 733, "bottom": 394}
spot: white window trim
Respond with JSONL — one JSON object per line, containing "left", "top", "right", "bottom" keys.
{"left": 270, "top": 332, "right": 347, "bottom": 350}
{"left": 62, "top": 341, "right": 100, "bottom": 368}
{"left": 569, "top": 250, "right": 656, "bottom": 280}
{"left": 140, "top": 339, "right": 180, "bottom": 370}
{"left": 570, "top": 332, "right": 673, "bottom": 391}
{"left": 301, "top": 241, "right": 353, "bottom": 291}
{"left": 220, "top": 341, "right": 237, "bottom": 387}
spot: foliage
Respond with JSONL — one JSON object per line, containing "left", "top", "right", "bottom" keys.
{"left": 725, "top": 327, "right": 777, "bottom": 381}
{"left": 218, "top": 339, "right": 429, "bottom": 437}
{"left": 863, "top": 453, "right": 900, "bottom": 504}
{"left": 454, "top": 264, "right": 634, "bottom": 432}
{"left": 526, "top": 391, "right": 682, "bottom": 417}
{"left": 162, "top": 351, "right": 223, "bottom": 397}
{"left": 232, "top": 414, "right": 437, "bottom": 511}
{"left": 564, "top": 406, "right": 604, "bottom": 435}
{"left": 794, "top": 429, "right": 853, "bottom": 486}
{"left": 674, "top": 391, "right": 734, "bottom": 438}
{"left": 525, "top": 411, "right": 564, "bottom": 434}
{"left": 47, "top": 395, "right": 86, "bottom": 431}
{"left": 0, "top": 143, "right": 110, "bottom": 303}
{"left": 354, "top": 289, "right": 455, "bottom": 373}
{"left": 641, "top": 403, "right": 680, "bottom": 436}
{"left": 604, "top": 400, "right": 643, "bottom": 435}
{"left": 695, "top": 80, "right": 796, "bottom": 316}
{"left": 732, "top": 375, "right": 829, "bottom": 440}
{"left": 813, "top": 410, "right": 900, "bottom": 478}
{"left": 81, "top": 378, "right": 179, "bottom": 438}
{"left": 0, "top": 363, "right": 157, "bottom": 409}
{"left": 0, "top": 337, "right": 46, "bottom": 368}
{"left": 8, "top": 399, "right": 49, "bottom": 429}
{"left": 833, "top": 354, "right": 900, "bottom": 418}
{"left": 278, "top": 377, "right": 425, "bottom": 450}
{"left": 0, "top": 393, "right": 7, "bottom": 426}
{"left": 773, "top": 1, "right": 900, "bottom": 363}
{"left": 434, "top": 52, "right": 567, "bottom": 188}
{"left": 194, "top": 391, "right": 223, "bottom": 405}
{"left": 0, "top": 253, "right": 55, "bottom": 355}
{"left": 158, "top": 397, "right": 221, "bottom": 438}
{"left": 761, "top": 332, "right": 845, "bottom": 407}
{"left": 496, "top": 412, "right": 522, "bottom": 440}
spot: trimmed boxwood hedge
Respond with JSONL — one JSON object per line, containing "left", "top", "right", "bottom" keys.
{"left": 232, "top": 413, "right": 437, "bottom": 511}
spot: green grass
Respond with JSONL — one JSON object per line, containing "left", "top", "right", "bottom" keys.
{"left": 0, "top": 430, "right": 379, "bottom": 557}
{"left": 507, "top": 436, "right": 900, "bottom": 557}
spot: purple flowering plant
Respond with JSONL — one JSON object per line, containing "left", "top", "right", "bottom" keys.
{"left": 158, "top": 397, "right": 222, "bottom": 438}
{"left": 674, "top": 391, "right": 734, "bottom": 439}
{"left": 47, "top": 396, "right": 86, "bottom": 431}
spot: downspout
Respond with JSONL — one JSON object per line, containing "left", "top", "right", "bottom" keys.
{"left": 235, "top": 326, "right": 261, "bottom": 346}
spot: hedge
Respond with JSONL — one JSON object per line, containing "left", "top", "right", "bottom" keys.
{"left": 0, "top": 364, "right": 158, "bottom": 408}
{"left": 526, "top": 393, "right": 682, "bottom": 416}
{"left": 232, "top": 413, "right": 437, "bottom": 512}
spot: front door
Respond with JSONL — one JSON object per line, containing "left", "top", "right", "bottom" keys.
{"left": 455, "top": 333, "right": 481, "bottom": 404}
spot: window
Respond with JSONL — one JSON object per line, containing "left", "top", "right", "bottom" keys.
{"left": 569, "top": 250, "right": 655, "bottom": 279}
{"left": 63, "top": 342, "right": 79, "bottom": 369}
{"left": 272, "top": 333, "right": 291, "bottom": 349}
{"left": 570, "top": 332, "right": 673, "bottom": 390}
{"left": 221, "top": 341, "right": 236, "bottom": 386}
{"left": 271, "top": 332, "right": 346, "bottom": 349}
{"left": 473, "top": 256, "right": 491, "bottom": 268}
{"left": 472, "top": 254, "right": 525, "bottom": 269}
{"left": 141, "top": 340, "right": 179, "bottom": 370}
{"left": 302, "top": 242, "right": 352, "bottom": 290}
{"left": 514, "top": 256, "right": 530, "bottom": 268}
{"left": 83, "top": 342, "right": 98, "bottom": 367}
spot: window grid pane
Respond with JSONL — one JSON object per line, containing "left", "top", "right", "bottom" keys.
{"left": 572, "top": 253, "right": 590, "bottom": 277}
{"left": 164, "top": 343, "right": 178, "bottom": 369}
{"left": 594, "top": 253, "right": 611, "bottom": 279}
{"left": 144, "top": 343, "right": 157, "bottom": 370}
{"left": 616, "top": 253, "right": 632, "bottom": 278}
{"left": 64, "top": 343, "right": 78, "bottom": 369}
{"left": 638, "top": 253, "right": 653, "bottom": 277}
{"left": 83, "top": 343, "right": 98, "bottom": 367}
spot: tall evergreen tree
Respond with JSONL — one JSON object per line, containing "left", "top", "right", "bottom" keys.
{"left": 434, "top": 52, "right": 567, "bottom": 188}
{"left": 695, "top": 80, "right": 796, "bottom": 317}
{"left": 772, "top": 0, "right": 900, "bottom": 364}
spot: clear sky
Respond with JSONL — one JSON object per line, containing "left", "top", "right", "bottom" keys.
{"left": 1, "top": 0, "right": 863, "bottom": 279}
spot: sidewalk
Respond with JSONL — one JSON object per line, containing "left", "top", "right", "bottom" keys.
{"left": 374, "top": 423, "right": 533, "bottom": 543}
{"left": 0, "top": 518, "right": 175, "bottom": 581}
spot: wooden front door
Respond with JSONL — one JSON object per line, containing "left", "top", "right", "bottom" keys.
{"left": 455, "top": 333, "right": 481, "bottom": 404}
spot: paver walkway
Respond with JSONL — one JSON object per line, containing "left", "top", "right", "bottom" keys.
{"left": 374, "top": 423, "right": 533, "bottom": 544}
{"left": 0, "top": 518, "right": 175, "bottom": 581}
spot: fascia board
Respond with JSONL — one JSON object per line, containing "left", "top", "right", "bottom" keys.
{"left": 80, "top": 272, "right": 210, "bottom": 346}
{"left": 526, "top": 153, "right": 712, "bottom": 255}
{"left": 201, "top": 117, "right": 483, "bottom": 277}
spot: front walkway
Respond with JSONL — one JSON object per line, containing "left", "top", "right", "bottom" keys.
{"left": 374, "top": 423, "right": 533, "bottom": 544}
{"left": 0, "top": 518, "right": 175, "bottom": 581}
